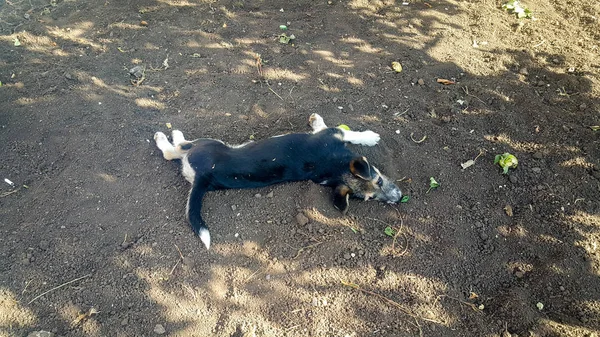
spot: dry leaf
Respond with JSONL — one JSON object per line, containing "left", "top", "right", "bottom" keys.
{"left": 461, "top": 159, "right": 475, "bottom": 169}
{"left": 504, "top": 205, "right": 513, "bottom": 217}
{"left": 469, "top": 292, "right": 479, "bottom": 300}
{"left": 391, "top": 61, "right": 403, "bottom": 73}
{"left": 437, "top": 78, "right": 455, "bottom": 85}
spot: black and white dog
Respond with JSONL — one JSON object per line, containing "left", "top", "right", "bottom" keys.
{"left": 154, "top": 114, "right": 402, "bottom": 249}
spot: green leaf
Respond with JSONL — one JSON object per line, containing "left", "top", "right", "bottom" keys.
{"left": 494, "top": 154, "right": 502, "bottom": 164}
{"left": 591, "top": 126, "right": 600, "bottom": 131}
{"left": 400, "top": 195, "right": 410, "bottom": 203}
{"left": 495, "top": 153, "right": 518, "bottom": 174}
{"left": 384, "top": 226, "right": 396, "bottom": 237}
{"left": 429, "top": 177, "right": 439, "bottom": 188}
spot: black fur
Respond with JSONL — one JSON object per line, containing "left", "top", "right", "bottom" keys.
{"left": 186, "top": 128, "right": 355, "bottom": 236}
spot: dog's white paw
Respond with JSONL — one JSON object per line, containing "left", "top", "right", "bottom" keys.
{"left": 154, "top": 131, "right": 167, "bottom": 142}
{"left": 309, "top": 113, "right": 327, "bottom": 132}
{"left": 360, "top": 130, "right": 380, "bottom": 146}
{"left": 171, "top": 130, "right": 186, "bottom": 146}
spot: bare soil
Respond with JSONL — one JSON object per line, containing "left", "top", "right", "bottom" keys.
{"left": 1, "top": 0, "right": 599, "bottom": 336}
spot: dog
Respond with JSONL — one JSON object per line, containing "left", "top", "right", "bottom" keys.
{"left": 154, "top": 113, "right": 402, "bottom": 249}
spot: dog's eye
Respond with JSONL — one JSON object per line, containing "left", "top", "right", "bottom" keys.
{"left": 376, "top": 177, "right": 383, "bottom": 187}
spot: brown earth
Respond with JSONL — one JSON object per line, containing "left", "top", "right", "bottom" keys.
{"left": 1, "top": 0, "right": 599, "bottom": 336}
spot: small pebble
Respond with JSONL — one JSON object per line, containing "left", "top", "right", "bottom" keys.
{"left": 295, "top": 213, "right": 309, "bottom": 226}
{"left": 579, "top": 103, "right": 587, "bottom": 111}
{"left": 231, "top": 205, "right": 237, "bottom": 211}
{"left": 519, "top": 68, "right": 529, "bottom": 75}
{"left": 254, "top": 193, "right": 261, "bottom": 198}
{"left": 154, "top": 324, "right": 166, "bottom": 335}
{"left": 39, "top": 240, "right": 49, "bottom": 250}
{"left": 509, "top": 175, "right": 518, "bottom": 184}
{"left": 532, "top": 152, "right": 543, "bottom": 159}
{"left": 417, "top": 78, "right": 425, "bottom": 85}
{"left": 121, "top": 318, "right": 129, "bottom": 326}
{"left": 532, "top": 167, "right": 542, "bottom": 174}
{"left": 537, "top": 80, "right": 545, "bottom": 87}
{"left": 266, "top": 191, "right": 274, "bottom": 198}
{"left": 312, "top": 298, "right": 318, "bottom": 306}
{"left": 479, "top": 232, "right": 489, "bottom": 240}
{"left": 515, "top": 271, "right": 524, "bottom": 278}
{"left": 343, "top": 253, "right": 351, "bottom": 260}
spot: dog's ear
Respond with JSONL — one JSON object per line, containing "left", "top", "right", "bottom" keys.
{"left": 349, "top": 157, "right": 372, "bottom": 180}
{"left": 333, "top": 185, "right": 352, "bottom": 214}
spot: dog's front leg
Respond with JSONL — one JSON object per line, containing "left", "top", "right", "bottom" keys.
{"left": 187, "top": 176, "right": 211, "bottom": 249}
{"left": 339, "top": 129, "right": 380, "bottom": 146}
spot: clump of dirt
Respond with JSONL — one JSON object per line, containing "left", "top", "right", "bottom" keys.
{"left": 0, "top": 0, "right": 598, "bottom": 336}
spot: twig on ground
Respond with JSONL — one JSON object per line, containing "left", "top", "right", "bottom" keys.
{"left": 169, "top": 260, "right": 180, "bottom": 275}
{"left": 409, "top": 132, "right": 427, "bottom": 143}
{"left": 532, "top": 40, "right": 545, "bottom": 48}
{"left": 0, "top": 187, "right": 20, "bottom": 197}
{"left": 174, "top": 244, "right": 184, "bottom": 260}
{"left": 28, "top": 274, "right": 92, "bottom": 304}
{"left": 293, "top": 241, "right": 323, "bottom": 259}
{"left": 268, "top": 85, "right": 284, "bottom": 101}
{"left": 366, "top": 216, "right": 408, "bottom": 256}
{"left": 462, "top": 86, "right": 486, "bottom": 105}
{"left": 341, "top": 280, "right": 445, "bottom": 325}
{"left": 22, "top": 279, "right": 32, "bottom": 295}
{"left": 254, "top": 53, "right": 263, "bottom": 77}
{"left": 443, "top": 295, "right": 482, "bottom": 312}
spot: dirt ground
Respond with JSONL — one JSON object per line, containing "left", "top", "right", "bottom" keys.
{"left": 1, "top": 0, "right": 599, "bottom": 336}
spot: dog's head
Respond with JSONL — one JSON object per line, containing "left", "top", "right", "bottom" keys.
{"left": 333, "top": 157, "right": 402, "bottom": 213}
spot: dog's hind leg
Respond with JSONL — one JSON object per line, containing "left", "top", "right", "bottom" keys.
{"left": 309, "top": 113, "right": 328, "bottom": 133}
{"left": 339, "top": 129, "right": 380, "bottom": 146}
{"left": 154, "top": 132, "right": 182, "bottom": 160}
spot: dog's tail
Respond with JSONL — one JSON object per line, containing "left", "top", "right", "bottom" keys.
{"left": 187, "top": 178, "right": 211, "bottom": 250}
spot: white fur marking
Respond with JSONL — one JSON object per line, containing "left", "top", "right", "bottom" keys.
{"left": 309, "top": 113, "right": 328, "bottom": 133}
{"left": 340, "top": 129, "right": 380, "bottom": 146}
{"left": 171, "top": 130, "right": 186, "bottom": 146}
{"left": 181, "top": 155, "right": 196, "bottom": 183}
{"left": 154, "top": 132, "right": 181, "bottom": 160}
{"left": 228, "top": 141, "right": 253, "bottom": 148}
{"left": 199, "top": 228, "right": 211, "bottom": 250}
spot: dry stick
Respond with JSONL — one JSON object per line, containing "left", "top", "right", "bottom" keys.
{"left": 462, "top": 86, "right": 486, "bottom": 105}
{"left": 268, "top": 85, "right": 284, "bottom": 101}
{"left": 169, "top": 260, "right": 180, "bottom": 275}
{"left": 28, "top": 274, "right": 92, "bottom": 304}
{"left": 0, "top": 187, "right": 20, "bottom": 197}
{"left": 169, "top": 244, "right": 185, "bottom": 275}
{"left": 366, "top": 216, "right": 408, "bottom": 256}
{"left": 341, "top": 280, "right": 444, "bottom": 325}
{"left": 443, "top": 295, "right": 482, "bottom": 312}
{"left": 409, "top": 132, "right": 427, "bottom": 143}
{"left": 174, "top": 244, "right": 184, "bottom": 260}
{"left": 392, "top": 207, "right": 410, "bottom": 256}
